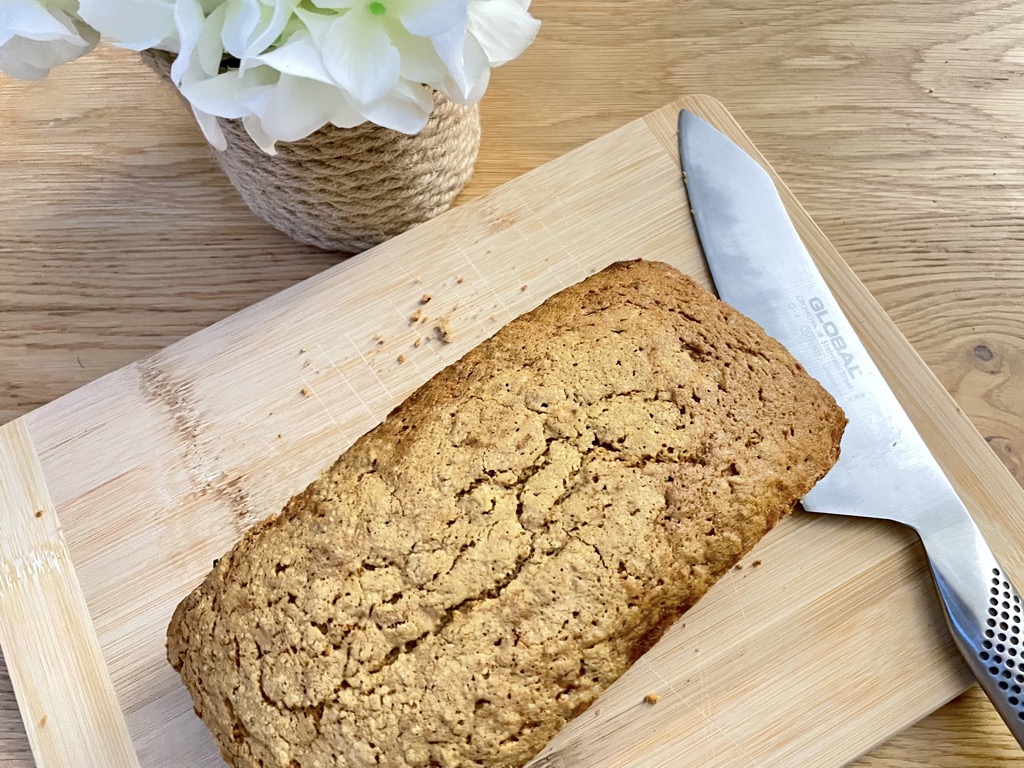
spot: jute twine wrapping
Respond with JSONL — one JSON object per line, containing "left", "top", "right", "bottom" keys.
{"left": 141, "top": 49, "right": 480, "bottom": 252}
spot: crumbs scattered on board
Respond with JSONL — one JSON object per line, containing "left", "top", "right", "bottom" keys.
{"left": 373, "top": 333, "right": 387, "bottom": 346}
{"left": 457, "top": 275, "right": 465, "bottom": 284}
{"left": 34, "top": 509, "right": 43, "bottom": 518}
{"left": 643, "top": 693, "right": 660, "bottom": 705}
{"left": 300, "top": 386, "right": 311, "bottom": 398}
{"left": 397, "top": 354, "right": 406, "bottom": 364}
{"left": 520, "top": 284, "right": 528, "bottom": 292}
{"left": 436, "top": 316, "right": 453, "bottom": 343}
{"left": 414, "top": 337, "right": 423, "bottom": 348}
{"left": 752, "top": 559, "right": 762, "bottom": 568}
{"left": 420, "top": 294, "right": 432, "bottom": 304}
{"left": 410, "top": 307, "right": 428, "bottom": 324}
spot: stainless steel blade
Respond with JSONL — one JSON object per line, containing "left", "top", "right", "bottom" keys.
{"left": 678, "top": 109, "right": 1024, "bottom": 746}
{"left": 679, "top": 109, "right": 954, "bottom": 529}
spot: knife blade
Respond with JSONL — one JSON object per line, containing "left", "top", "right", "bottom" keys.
{"left": 678, "top": 108, "right": 1024, "bottom": 747}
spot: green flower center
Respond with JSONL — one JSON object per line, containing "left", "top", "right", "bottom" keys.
{"left": 368, "top": 1, "right": 386, "bottom": 15}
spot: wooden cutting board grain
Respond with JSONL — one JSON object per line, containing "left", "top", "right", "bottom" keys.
{"left": 2, "top": 95, "right": 1023, "bottom": 767}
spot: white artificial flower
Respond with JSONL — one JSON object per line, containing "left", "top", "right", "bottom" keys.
{"left": 0, "top": 0, "right": 99, "bottom": 80}
{"left": 430, "top": 0, "right": 539, "bottom": 103}
{"left": 171, "top": 1, "right": 233, "bottom": 148}
{"left": 467, "top": 0, "right": 539, "bottom": 67}
{"left": 78, "top": 0, "right": 178, "bottom": 52}
{"left": 221, "top": 0, "right": 298, "bottom": 68}
{"left": 180, "top": 57, "right": 435, "bottom": 153}
{"left": 1, "top": 0, "right": 541, "bottom": 150}
{"left": 77, "top": 0, "right": 225, "bottom": 53}
{"left": 6, "top": 0, "right": 539, "bottom": 153}
{"left": 298, "top": 0, "right": 466, "bottom": 105}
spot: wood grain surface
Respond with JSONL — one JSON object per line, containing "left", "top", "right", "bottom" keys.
{"left": 0, "top": 420, "right": 139, "bottom": 767}
{"left": 1, "top": 0, "right": 1022, "bottom": 765}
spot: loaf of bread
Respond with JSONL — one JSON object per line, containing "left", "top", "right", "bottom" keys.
{"left": 167, "top": 260, "right": 845, "bottom": 768}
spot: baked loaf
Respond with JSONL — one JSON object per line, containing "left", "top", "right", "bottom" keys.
{"left": 168, "top": 260, "right": 845, "bottom": 768}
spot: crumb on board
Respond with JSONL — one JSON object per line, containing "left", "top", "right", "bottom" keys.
{"left": 752, "top": 559, "right": 762, "bottom": 567}
{"left": 457, "top": 275, "right": 465, "bottom": 284}
{"left": 733, "top": 562, "right": 743, "bottom": 570}
{"left": 397, "top": 354, "right": 406, "bottom": 364}
{"left": 373, "top": 333, "right": 386, "bottom": 346}
{"left": 436, "top": 316, "right": 454, "bottom": 343}
{"left": 420, "top": 294, "right": 432, "bottom": 304}
{"left": 303, "top": 358, "right": 312, "bottom": 368}
{"left": 414, "top": 337, "right": 423, "bottom": 348}
{"left": 413, "top": 276, "right": 422, "bottom": 284}
{"left": 643, "top": 693, "right": 660, "bottom": 705}
{"left": 38, "top": 715, "right": 46, "bottom": 728}
{"left": 300, "top": 386, "right": 311, "bottom": 397}
{"left": 410, "top": 308, "right": 423, "bottom": 324}
{"left": 34, "top": 510, "right": 43, "bottom": 518}
{"left": 277, "top": 434, "right": 282, "bottom": 439}
{"left": 520, "top": 284, "right": 528, "bottom": 292}
{"left": 299, "top": 347, "right": 307, "bottom": 354}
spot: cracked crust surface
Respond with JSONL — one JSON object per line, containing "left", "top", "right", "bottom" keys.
{"left": 167, "top": 260, "right": 846, "bottom": 768}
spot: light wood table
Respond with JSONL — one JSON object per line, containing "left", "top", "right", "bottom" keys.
{"left": 1, "top": 1, "right": 1022, "bottom": 765}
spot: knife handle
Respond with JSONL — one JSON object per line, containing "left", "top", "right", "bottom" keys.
{"left": 919, "top": 519, "right": 1024, "bottom": 748}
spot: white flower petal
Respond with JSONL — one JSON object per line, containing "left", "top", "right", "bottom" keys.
{"left": 0, "top": 11, "right": 98, "bottom": 79}
{"left": 179, "top": 65, "right": 275, "bottom": 117}
{"left": 180, "top": 73, "right": 251, "bottom": 118}
{"left": 0, "top": 36, "right": 61, "bottom": 78}
{"left": 466, "top": 0, "right": 539, "bottom": 66}
{"left": 308, "top": 0, "right": 354, "bottom": 9}
{"left": 196, "top": 2, "right": 228, "bottom": 75}
{"left": 250, "top": 74, "right": 357, "bottom": 143}
{"left": 221, "top": 0, "right": 260, "bottom": 59}
{"left": 169, "top": 0, "right": 203, "bottom": 81}
{"left": 78, "top": 0, "right": 178, "bottom": 51}
{"left": 246, "top": 0, "right": 297, "bottom": 56}
{"left": 1, "top": 0, "right": 76, "bottom": 40}
{"left": 430, "top": 23, "right": 468, "bottom": 92}
{"left": 242, "top": 113, "right": 278, "bottom": 153}
{"left": 322, "top": 9, "right": 400, "bottom": 104}
{"left": 192, "top": 105, "right": 228, "bottom": 150}
{"left": 250, "top": 28, "right": 332, "bottom": 84}
{"left": 398, "top": 0, "right": 466, "bottom": 38}
{"left": 358, "top": 78, "right": 432, "bottom": 134}
{"left": 385, "top": 17, "right": 447, "bottom": 83}
{"left": 0, "top": 54, "right": 48, "bottom": 79}
{"left": 293, "top": 7, "right": 333, "bottom": 48}
{"left": 431, "top": 21, "right": 488, "bottom": 102}
{"left": 440, "top": 58, "right": 487, "bottom": 104}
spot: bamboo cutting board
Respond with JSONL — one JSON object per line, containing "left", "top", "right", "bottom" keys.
{"left": 2, "top": 95, "right": 1023, "bottom": 768}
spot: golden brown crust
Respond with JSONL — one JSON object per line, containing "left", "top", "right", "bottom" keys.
{"left": 167, "top": 260, "right": 846, "bottom": 768}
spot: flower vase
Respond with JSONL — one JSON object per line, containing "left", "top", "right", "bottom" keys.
{"left": 140, "top": 49, "right": 481, "bottom": 253}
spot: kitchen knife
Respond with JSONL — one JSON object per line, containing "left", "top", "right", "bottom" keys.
{"left": 678, "top": 109, "right": 1024, "bottom": 747}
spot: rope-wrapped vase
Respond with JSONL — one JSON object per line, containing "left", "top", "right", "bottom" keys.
{"left": 141, "top": 50, "right": 480, "bottom": 252}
